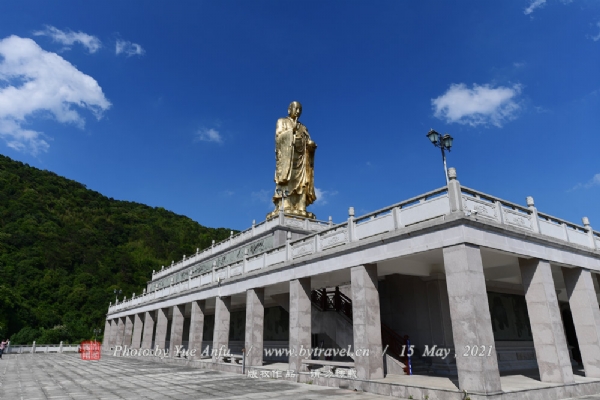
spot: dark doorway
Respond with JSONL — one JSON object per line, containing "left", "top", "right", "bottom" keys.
{"left": 562, "top": 308, "right": 582, "bottom": 366}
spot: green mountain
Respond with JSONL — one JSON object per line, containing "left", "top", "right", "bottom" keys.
{"left": 0, "top": 154, "right": 233, "bottom": 344}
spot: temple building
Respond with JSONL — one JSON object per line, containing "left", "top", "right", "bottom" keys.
{"left": 104, "top": 166, "right": 600, "bottom": 400}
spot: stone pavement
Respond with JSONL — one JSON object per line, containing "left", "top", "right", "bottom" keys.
{"left": 0, "top": 354, "right": 387, "bottom": 400}
{"left": 1, "top": 354, "right": 600, "bottom": 400}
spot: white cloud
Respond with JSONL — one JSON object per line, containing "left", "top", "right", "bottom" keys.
{"left": 591, "top": 21, "right": 600, "bottom": 42}
{"left": 33, "top": 25, "right": 101, "bottom": 53}
{"left": 314, "top": 188, "right": 338, "bottom": 206}
{"left": 195, "top": 128, "right": 223, "bottom": 144}
{"left": 525, "top": 0, "right": 574, "bottom": 16}
{"left": 524, "top": 0, "right": 547, "bottom": 15}
{"left": 432, "top": 83, "right": 522, "bottom": 127}
{"left": 0, "top": 35, "right": 111, "bottom": 154}
{"left": 570, "top": 173, "right": 600, "bottom": 191}
{"left": 115, "top": 39, "right": 145, "bottom": 57}
{"left": 590, "top": 174, "right": 600, "bottom": 187}
{"left": 251, "top": 189, "right": 272, "bottom": 204}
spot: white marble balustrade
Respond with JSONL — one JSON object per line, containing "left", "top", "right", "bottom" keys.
{"left": 108, "top": 184, "right": 599, "bottom": 314}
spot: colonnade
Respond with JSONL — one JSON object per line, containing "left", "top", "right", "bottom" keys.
{"left": 105, "top": 263, "right": 386, "bottom": 379}
{"left": 104, "top": 244, "right": 600, "bottom": 394}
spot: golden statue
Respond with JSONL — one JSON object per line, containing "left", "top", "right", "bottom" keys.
{"left": 267, "top": 101, "right": 317, "bottom": 220}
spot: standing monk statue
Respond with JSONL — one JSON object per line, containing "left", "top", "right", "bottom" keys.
{"left": 267, "top": 101, "right": 317, "bottom": 219}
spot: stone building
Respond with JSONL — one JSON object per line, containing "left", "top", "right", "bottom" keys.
{"left": 104, "top": 168, "right": 600, "bottom": 400}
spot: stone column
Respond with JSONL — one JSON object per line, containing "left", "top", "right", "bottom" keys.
{"left": 103, "top": 319, "right": 111, "bottom": 350}
{"left": 289, "top": 278, "right": 311, "bottom": 372}
{"left": 563, "top": 267, "right": 600, "bottom": 377}
{"left": 109, "top": 318, "right": 119, "bottom": 348}
{"left": 141, "top": 311, "right": 155, "bottom": 349}
{"left": 188, "top": 300, "right": 205, "bottom": 357}
{"left": 123, "top": 315, "right": 134, "bottom": 347}
{"left": 169, "top": 304, "right": 185, "bottom": 356}
{"left": 520, "top": 258, "right": 574, "bottom": 384}
{"left": 351, "top": 264, "right": 384, "bottom": 380}
{"left": 154, "top": 308, "right": 169, "bottom": 350}
{"left": 131, "top": 313, "right": 143, "bottom": 348}
{"left": 213, "top": 296, "right": 231, "bottom": 361}
{"left": 443, "top": 244, "right": 501, "bottom": 394}
{"left": 245, "top": 288, "right": 265, "bottom": 366}
{"left": 115, "top": 317, "right": 126, "bottom": 347}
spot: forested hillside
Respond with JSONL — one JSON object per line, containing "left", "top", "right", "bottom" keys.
{"left": 0, "top": 154, "right": 233, "bottom": 344}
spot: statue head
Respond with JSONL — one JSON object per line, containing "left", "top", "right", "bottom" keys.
{"left": 288, "top": 101, "right": 302, "bottom": 119}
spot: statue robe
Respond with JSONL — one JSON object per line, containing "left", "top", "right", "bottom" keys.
{"left": 273, "top": 116, "right": 316, "bottom": 206}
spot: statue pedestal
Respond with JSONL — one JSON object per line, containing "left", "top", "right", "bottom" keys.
{"left": 266, "top": 208, "right": 315, "bottom": 221}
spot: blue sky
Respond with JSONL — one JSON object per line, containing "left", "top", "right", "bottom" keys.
{"left": 0, "top": 1, "right": 599, "bottom": 231}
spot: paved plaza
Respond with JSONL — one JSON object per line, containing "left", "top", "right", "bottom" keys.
{"left": 2, "top": 354, "right": 600, "bottom": 400}
{"left": 0, "top": 354, "right": 388, "bottom": 400}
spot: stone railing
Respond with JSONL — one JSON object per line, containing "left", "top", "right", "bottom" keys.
{"left": 150, "top": 216, "right": 330, "bottom": 282}
{"left": 460, "top": 186, "right": 599, "bottom": 249}
{"left": 108, "top": 171, "right": 599, "bottom": 315}
{"left": 108, "top": 186, "right": 452, "bottom": 313}
{"left": 5, "top": 341, "right": 80, "bottom": 354}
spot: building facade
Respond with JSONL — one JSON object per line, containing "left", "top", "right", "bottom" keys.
{"left": 104, "top": 168, "right": 600, "bottom": 400}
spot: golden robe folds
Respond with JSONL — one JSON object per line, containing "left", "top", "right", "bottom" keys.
{"left": 268, "top": 101, "right": 316, "bottom": 219}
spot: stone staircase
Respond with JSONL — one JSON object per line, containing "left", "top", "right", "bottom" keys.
{"left": 310, "top": 287, "right": 422, "bottom": 375}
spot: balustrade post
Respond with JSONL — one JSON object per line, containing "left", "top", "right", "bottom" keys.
{"left": 526, "top": 196, "right": 541, "bottom": 233}
{"left": 243, "top": 248, "right": 248, "bottom": 273}
{"left": 285, "top": 231, "right": 292, "bottom": 261}
{"left": 279, "top": 205, "right": 285, "bottom": 225}
{"left": 252, "top": 219, "right": 256, "bottom": 236}
{"left": 392, "top": 206, "right": 403, "bottom": 230}
{"left": 495, "top": 200, "right": 505, "bottom": 224}
{"left": 583, "top": 217, "right": 598, "bottom": 250}
{"left": 562, "top": 223, "right": 570, "bottom": 242}
{"left": 334, "top": 286, "right": 341, "bottom": 311}
{"left": 447, "top": 167, "right": 463, "bottom": 212}
{"left": 348, "top": 207, "right": 355, "bottom": 242}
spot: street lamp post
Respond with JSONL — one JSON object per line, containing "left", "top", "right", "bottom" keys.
{"left": 114, "top": 289, "right": 122, "bottom": 302}
{"left": 93, "top": 328, "right": 101, "bottom": 342}
{"left": 276, "top": 188, "right": 289, "bottom": 215}
{"left": 426, "top": 129, "right": 454, "bottom": 185}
